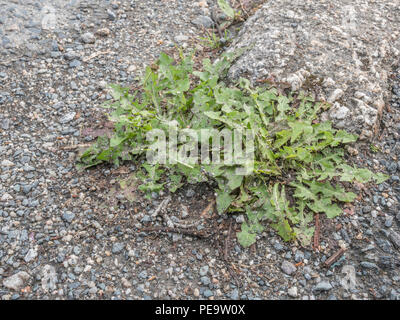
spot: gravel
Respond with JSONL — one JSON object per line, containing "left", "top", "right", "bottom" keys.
{"left": 0, "top": 0, "right": 399, "bottom": 301}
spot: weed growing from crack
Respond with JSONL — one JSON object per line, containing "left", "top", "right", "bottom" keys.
{"left": 78, "top": 50, "right": 388, "bottom": 247}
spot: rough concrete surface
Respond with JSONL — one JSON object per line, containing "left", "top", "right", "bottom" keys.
{"left": 228, "top": 0, "right": 400, "bottom": 138}
{"left": 0, "top": 0, "right": 399, "bottom": 301}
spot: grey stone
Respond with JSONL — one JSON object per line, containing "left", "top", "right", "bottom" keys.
{"left": 3, "top": 271, "right": 30, "bottom": 291}
{"left": 391, "top": 175, "right": 400, "bottom": 182}
{"left": 23, "top": 165, "right": 35, "bottom": 172}
{"left": 203, "top": 289, "right": 213, "bottom": 298}
{"left": 294, "top": 250, "right": 304, "bottom": 262}
{"left": 192, "top": 16, "right": 214, "bottom": 28}
{"left": 62, "top": 211, "right": 75, "bottom": 223}
{"left": 20, "top": 230, "right": 28, "bottom": 242}
{"left": 81, "top": 32, "right": 95, "bottom": 44}
{"left": 229, "top": 288, "right": 239, "bottom": 300}
{"left": 330, "top": 105, "right": 350, "bottom": 121}
{"left": 51, "top": 51, "right": 61, "bottom": 59}
{"left": 73, "top": 246, "right": 81, "bottom": 255}
{"left": 285, "top": 252, "right": 292, "bottom": 259}
{"left": 387, "top": 162, "right": 398, "bottom": 173}
{"left": 1, "top": 118, "right": 10, "bottom": 130}
{"left": 200, "top": 276, "right": 211, "bottom": 285}
{"left": 327, "top": 88, "right": 344, "bottom": 103}
{"left": 70, "top": 81, "right": 78, "bottom": 90}
{"left": 64, "top": 51, "right": 79, "bottom": 61}
{"left": 41, "top": 265, "right": 57, "bottom": 292}
{"left": 107, "top": 10, "right": 116, "bottom": 21}
{"left": 95, "top": 28, "right": 111, "bottom": 37}
{"left": 235, "top": 215, "right": 245, "bottom": 224}
{"left": 340, "top": 265, "right": 357, "bottom": 291}
{"left": 389, "top": 231, "right": 400, "bottom": 249}
{"left": 69, "top": 60, "right": 81, "bottom": 68}
{"left": 186, "top": 188, "right": 195, "bottom": 198}
{"left": 112, "top": 242, "right": 124, "bottom": 254}
{"left": 1, "top": 159, "right": 14, "bottom": 167}
{"left": 360, "top": 261, "right": 379, "bottom": 270}
{"left": 181, "top": 207, "right": 189, "bottom": 219}
{"left": 281, "top": 260, "right": 297, "bottom": 275}
{"left": 288, "top": 286, "right": 298, "bottom": 298}
{"left": 22, "top": 185, "right": 32, "bottom": 194}
{"left": 174, "top": 34, "right": 189, "bottom": 42}
{"left": 88, "top": 287, "right": 98, "bottom": 294}
{"left": 385, "top": 216, "right": 394, "bottom": 228}
{"left": 362, "top": 206, "right": 372, "bottom": 214}
{"left": 273, "top": 242, "right": 284, "bottom": 251}
{"left": 140, "top": 215, "right": 152, "bottom": 223}
{"left": 172, "top": 233, "right": 182, "bottom": 242}
{"left": 378, "top": 255, "right": 393, "bottom": 270}
{"left": 24, "top": 248, "right": 38, "bottom": 263}
{"left": 53, "top": 102, "right": 64, "bottom": 110}
{"left": 59, "top": 112, "right": 76, "bottom": 124}
{"left": 199, "top": 266, "right": 209, "bottom": 276}
{"left": 376, "top": 238, "right": 393, "bottom": 253}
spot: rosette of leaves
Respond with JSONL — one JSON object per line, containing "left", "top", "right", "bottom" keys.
{"left": 78, "top": 50, "right": 388, "bottom": 247}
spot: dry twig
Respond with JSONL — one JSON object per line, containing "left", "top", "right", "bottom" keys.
{"left": 139, "top": 226, "right": 212, "bottom": 239}
{"left": 224, "top": 219, "right": 233, "bottom": 261}
{"left": 324, "top": 247, "right": 346, "bottom": 268}
{"left": 200, "top": 199, "right": 215, "bottom": 218}
{"left": 313, "top": 213, "right": 320, "bottom": 251}
{"left": 59, "top": 144, "right": 92, "bottom": 150}
{"left": 151, "top": 197, "right": 171, "bottom": 219}
{"left": 83, "top": 50, "right": 111, "bottom": 62}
